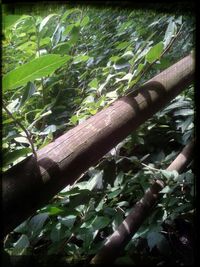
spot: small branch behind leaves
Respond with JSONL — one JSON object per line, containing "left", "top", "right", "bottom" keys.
{"left": 3, "top": 101, "right": 37, "bottom": 159}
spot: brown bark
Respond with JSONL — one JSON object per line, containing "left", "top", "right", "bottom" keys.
{"left": 3, "top": 54, "right": 194, "bottom": 236}
{"left": 90, "top": 140, "right": 194, "bottom": 264}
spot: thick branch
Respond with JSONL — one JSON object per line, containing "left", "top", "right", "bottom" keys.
{"left": 3, "top": 54, "right": 194, "bottom": 236}
{"left": 90, "top": 140, "right": 194, "bottom": 264}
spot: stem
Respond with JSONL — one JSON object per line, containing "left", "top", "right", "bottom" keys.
{"left": 3, "top": 101, "right": 37, "bottom": 159}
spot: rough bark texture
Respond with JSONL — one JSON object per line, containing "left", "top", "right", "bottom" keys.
{"left": 90, "top": 140, "right": 194, "bottom": 264}
{"left": 3, "top": 54, "right": 194, "bottom": 236}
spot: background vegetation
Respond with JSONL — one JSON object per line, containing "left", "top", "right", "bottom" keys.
{"left": 3, "top": 4, "right": 195, "bottom": 266}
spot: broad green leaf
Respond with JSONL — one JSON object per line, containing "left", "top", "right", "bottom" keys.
{"left": 6, "top": 99, "right": 19, "bottom": 113}
{"left": 116, "top": 41, "right": 130, "bottom": 50}
{"left": 89, "top": 78, "right": 98, "bottom": 88}
{"left": 40, "top": 37, "right": 51, "bottom": 47}
{"left": 160, "top": 170, "right": 179, "bottom": 180}
{"left": 50, "top": 223, "right": 70, "bottom": 242}
{"left": 17, "top": 41, "right": 36, "bottom": 52}
{"left": 12, "top": 234, "right": 30, "bottom": 255}
{"left": 160, "top": 185, "right": 172, "bottom": 194}
{"left": 47, "top": 206, "right": 64, "bottom": 215}
{"left": 63, "top": 24, "right": 74, "bottom": 36}
{"left": 106, "top": 91, "right": 118, "bottom": 99}
{"left": 81, "top": 16, "right": 90, "bottom": 27}
{"left": 107, "top": 188, "right": 122, "bottom": 199}
{"left": 121, "top": 51, "right": 134, "bottom": 60}
{"left": 147, "top": 231, "right": 164, "bottom": 251}
{"left": 59, "top": 215, "right": 77, "bottom": 228}
{"left": 164, "top": 20, "right": 176, "bottom": 48}
{"left": 83, "top": 95, "right": 94, "bottom": 104}
{"left": 69, "top": 26, "right": 80, "bottom": 44}
{"left": 73, "top": 55, "right": 90, "bottom": 64}
{"left": 112, "top": 210, "right": 124, "bottom": 230}
{"left": 14, "top": 136, "right": 30, "bottom": 145}
{"left": 18, "top": 82, "right": 36, "bottom": 108}
{"left": 145, "top": 42, "right": 164, "bottom": 63}
{"left": 174, "top": 109, "right": 194, "bottom": 117}
{"left": 61, "top": 8, "right": 81, "bottom": 22}
{"left": 52, "top": 42, "right": 71, "bottom": 55}
{"left": 114, "top": 172, "right": 124, "bottom": 187}
{"left": 3, "top": 148, "right": 32, "bottom": 167}
{"left": 28, "top": 213, "right": 49, "bottom": 235}
{"left": 89, "top": 109, "right": 97, "bottom": 115}
{"left": 87, "top": 170, "right": 103, "bottom": 190}
{"left": 115, "top": 73, "right": 133, "bottom": 84}
{"left": 91, "top": 216, "right": 110, "bottom": 230}
{"left": 3, "top": 15, "right": 22, "bottom": 29}
{"left": 70, "top": 115, "right": 78, "bottom": 125}
{"left": 39, "top": 124, "right": 57, "bottom": 135}
{"left": 3, "top": 54, "right": 71, "bottom": 90}
{"left": 39, "top": 14, "right": 57, "bottom": 32}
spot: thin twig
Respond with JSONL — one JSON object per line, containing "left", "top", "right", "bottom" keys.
{"left": 3, "top": 101, "right": 37, "bottom": 159}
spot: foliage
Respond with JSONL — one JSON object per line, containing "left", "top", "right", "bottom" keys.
{"left": 3, "top": 4, "right": 194, "bottom": 265}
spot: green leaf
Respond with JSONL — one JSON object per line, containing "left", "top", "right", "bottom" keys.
{"left": 3, "top": 54, "right": 71, "bottom": 90}
{"left": 91, "top": 216, "right": 110, "bottom": 230}
{"left": 52, "top": 42, "right": 71, "bottom": 55}
{"left": 107, "top": 188, "right": 122, "bottom": 199}
{"left": 39, "top": 14, "right": 57, "bottom": 32}
{"left": 70, "top": 115, "right": 78, "bottom": 125}
{"left": 3, "top": 148, "right": 32, "bottom": 167}
{"left": 87, "top": 170, "right": 103, "bottom": 190}
{"left": 47, "top": 206, "right": 64, "bottom": 215}
{"left": 14, "top": 136, "right": 30, "bottom": 145}
{"left": 147, "top": 231, "right": 164, "bottom": 251}
{"left": 61, "top": 8, "right": 81, "bottom": 22}
{"left": 50, "top": 223, "right": 69, "bottom": 242}
{"left": 81, "top": 16, "right": 90, "bottom": 27}
{"left": 73, "top": 55, "right": 90, "bottom": 64}
{"left": 145, "top": 42, "right": 164, "bottom": 63}
{"left": 114, "top": 172, "right": 124, "bottom": 187}
{"left": 160, "top": 170, "right": 179, "bottom": 180}
{"left": 18, "top": 82, "right": 36, "bottom": 108}
{"left": 39, "top": 125, "right": 57, "bottom": 135}
{"left": 164, "top": 20, "right": 176, "bottom": 48}
{"left": 3, "top": 15, "right": 22, "bottom": 30}
{"left": 174, "top": 109, "right": 194, "bottom": 117}
{"left": 89, "top": 78, "right": 98, "bottom": 89}
{"left": 69, "top": 26, "right": 80, "bottom": 44}
{"left": 121, "top": 51, "right": 134, "bottom": 60}
{"left": 116, "top": 41, "right": 130, "bottom": 50}
{"left": 12, "top": 234, "right": 30, "bottom": 255}
{"left": 63, "top": 24, "right": 74, "bottom": 36}
{"left": 28, "top": 213, "right": 49, "bottom": 236}
{"left": 59, "top": 215, "right": 77, "bottom": 228}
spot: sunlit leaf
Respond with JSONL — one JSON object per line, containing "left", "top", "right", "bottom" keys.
{"left": 3, "top": 54, "right": 71, "bottom": 90}
{"left": 39, "top": 14, "right": 57, "bottom": 32}
{"left": 116, "top": 41, "right": 130, "bottom": 50}
{"left": 81, "top": 16, "right": 90, "bottom": 27}
{"left": 145, "top": 42, "right": 164, "bottom": 63}
{"left": 73, "top": 55, "right": 90, "bottom": 64}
